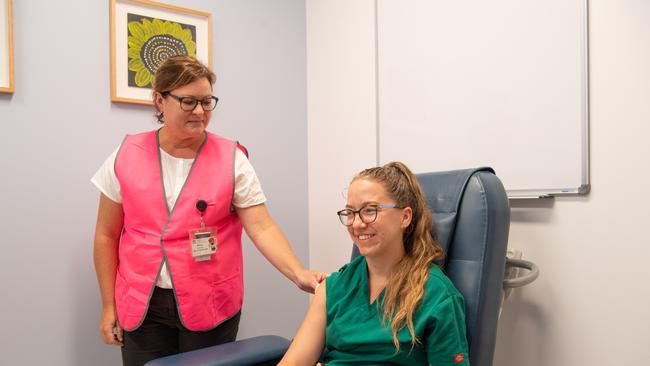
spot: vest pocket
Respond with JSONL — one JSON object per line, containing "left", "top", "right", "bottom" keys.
{"left": 210, "top": 274, "right": 242, "bottom": 318}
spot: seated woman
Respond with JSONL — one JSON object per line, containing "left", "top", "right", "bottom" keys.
{"left": 279, "top": 162, "right": 469, "bottom": 366}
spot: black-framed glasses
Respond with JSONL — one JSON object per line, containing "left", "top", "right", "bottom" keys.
{"left": 336, "top": 204, "right": 402, "bottom": 226}
{"left": 162, "top": 92, "right": 219, "bottom": 111}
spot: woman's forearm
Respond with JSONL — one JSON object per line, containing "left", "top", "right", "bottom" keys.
{"left": 94, "top": 234, "right": 119, "bottom": 309}
{"left": 236, "top": 204, "right": 323, "bottom": 292}
{"left": 93, "top": 193, "right": 125, "bottom": 309}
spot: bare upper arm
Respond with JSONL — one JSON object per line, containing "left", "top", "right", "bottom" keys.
{"left": 234, "top": 203, "right": 275, "bottom": 238}
{"left": 279, "top": 279, "right": 328, "bottom": 366}
{"left": 95, "top": 193, "right": 124, "bottom": 241}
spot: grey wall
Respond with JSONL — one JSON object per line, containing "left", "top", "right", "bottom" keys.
{"left": 0, "top": 1, "right": 308, "bottom": 365}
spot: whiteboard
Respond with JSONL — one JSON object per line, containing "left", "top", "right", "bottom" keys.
{"left": 377, "top": 0, "right": 589, "bottom": 198}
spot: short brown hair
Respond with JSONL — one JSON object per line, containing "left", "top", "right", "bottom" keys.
{"left": 151, "top": 55, "right": 216, "bottom": 122}
{"left": 152, "top": 55, "right": 216, "bottom": 93}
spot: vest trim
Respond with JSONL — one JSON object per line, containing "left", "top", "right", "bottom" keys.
{"left": 113, "top": 135, "right": 128, "bottom": 179}
{"left": 127, "top": 260, "right": 166, "bottom": 330}
{"left": 115, "top": 130, "right": 243, "bottom": 331}
{"left": 229, "top": 142, "right": 238, "bottom": 213}
{"left": 155, "top": 129, "right": 213, "bottom": 331}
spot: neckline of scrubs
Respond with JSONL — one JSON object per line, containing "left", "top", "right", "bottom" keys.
{"left": 360, "top": 257, "right": 386, "bottom": 310}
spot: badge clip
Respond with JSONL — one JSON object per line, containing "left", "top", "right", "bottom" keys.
{"left": 190, "top": 199, "right": 218, "bottom": 261}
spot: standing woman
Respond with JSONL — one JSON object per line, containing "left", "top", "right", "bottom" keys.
{"left": 279, "top": 162, "right": 469, "bottom": 365}
{"left": 92, "top": 55, "right": 323, "bottom": 366}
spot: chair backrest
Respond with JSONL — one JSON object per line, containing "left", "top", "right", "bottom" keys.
{"left": 351, "top": 167, "right": 509, "bottom": 366}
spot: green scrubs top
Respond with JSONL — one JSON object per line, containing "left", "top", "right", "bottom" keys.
{"left": 325, "top": 256, "right": 469, "bottom": 365}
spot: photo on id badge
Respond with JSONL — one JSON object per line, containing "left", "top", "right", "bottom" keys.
{"left": 190, "top": 227, "right": 218, "bottom": 261}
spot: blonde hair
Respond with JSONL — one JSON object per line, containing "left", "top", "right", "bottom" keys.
{"left": 151, "top": 55, "right": 216, "bottom": 123}
{"left": 354, "top": 161, "right": 444, "bottom": 350}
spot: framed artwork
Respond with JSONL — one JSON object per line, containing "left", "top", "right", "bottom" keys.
{"left": 110, "top": 0, "right": 212, "bottom": 104}
{"left": 0, "top": 0, "right": 14, "bottom": 94}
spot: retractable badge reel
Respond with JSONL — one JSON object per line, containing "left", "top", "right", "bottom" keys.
{"left": 189, "top": 200, "right": 218, "bottom": 261}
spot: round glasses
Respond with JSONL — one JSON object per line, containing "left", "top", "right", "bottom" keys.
{"left": 336, "top": 204, "right": 402, "bottom": 226}
{"left": 162, "top": 92, "right": 219, "bottom": 111}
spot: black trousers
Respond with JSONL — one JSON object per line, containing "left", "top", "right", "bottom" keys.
{"left": 121, "top": 287, "right": 241, "bottom": 366}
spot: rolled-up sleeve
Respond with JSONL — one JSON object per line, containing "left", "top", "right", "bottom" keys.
{"left": 232, "top": 149, "right": 266, "bottom": 208}
{"left": 91, "top": 147, "right": 122, "bottom": 203}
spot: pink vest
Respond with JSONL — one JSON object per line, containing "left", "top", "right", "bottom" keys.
{"left": 114, "top": 130, "right": 244, "bottom": 331}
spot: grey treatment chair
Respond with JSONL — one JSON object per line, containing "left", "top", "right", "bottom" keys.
{"left": 145, "top": 167, "right": 538, "bottom": 366}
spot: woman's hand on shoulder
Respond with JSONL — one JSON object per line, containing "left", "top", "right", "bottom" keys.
{"left": 294, "top": 268, "right": 327, "bottom": 294}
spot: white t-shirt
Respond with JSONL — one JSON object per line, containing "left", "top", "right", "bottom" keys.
{"left": 91, "top": 145, "right": 266, "bottom": 288}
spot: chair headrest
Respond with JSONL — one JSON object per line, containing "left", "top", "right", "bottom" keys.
{"left": 416, "top": 167, "right": 495, "bottom": 253}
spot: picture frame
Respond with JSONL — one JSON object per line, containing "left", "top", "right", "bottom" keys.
{"left": 0, "top": 0, "right": 14, "bottom": 94}
{"left": 110, "top": 0, "right": 212, "bottom": 105}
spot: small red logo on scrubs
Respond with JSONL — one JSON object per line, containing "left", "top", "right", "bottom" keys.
{"left": 454, "top": 353, "right": 465, "bottom": 364}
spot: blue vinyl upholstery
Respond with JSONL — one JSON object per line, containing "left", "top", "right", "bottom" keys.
{"left": 418, "top": 168, "right": 509, "bottom": 366}
{"left": 147, "top": 168, "right": 510, "bottom": 366}
{"left": 144, "top": 335, "right": 290, "bottom": 366}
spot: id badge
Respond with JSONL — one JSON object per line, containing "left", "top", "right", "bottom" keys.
{"left": 189, "top": 227, "right": 218, "bottom": 261}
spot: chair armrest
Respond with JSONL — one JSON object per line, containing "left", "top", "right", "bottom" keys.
{"left": 503, "top": 258, "right": 539, "bottom": 288}
{"left": 144, "top": 335, "right": 291, "bottom": 366}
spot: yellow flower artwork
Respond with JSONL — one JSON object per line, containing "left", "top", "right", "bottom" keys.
{"left": 127, "top": 14, "right": 197, "bottom": 88}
